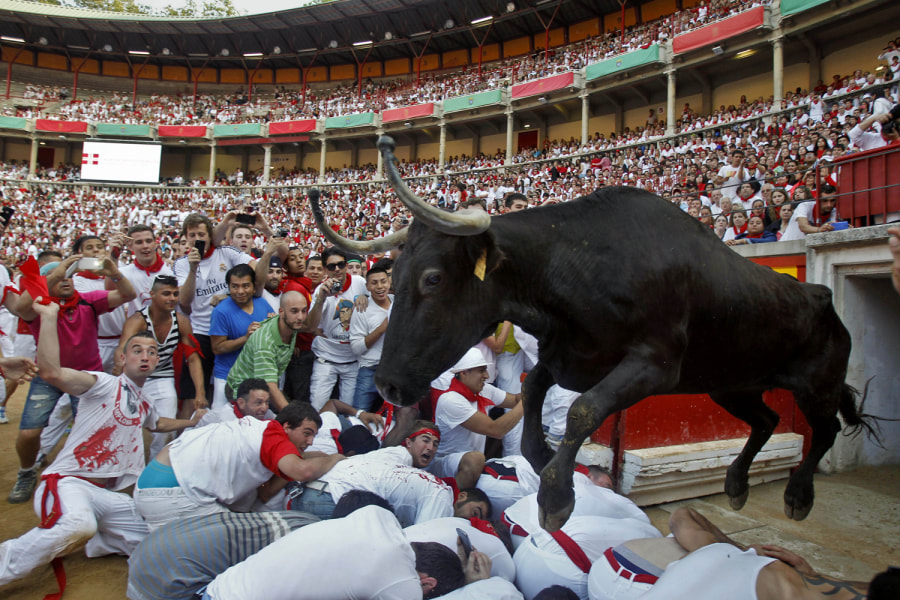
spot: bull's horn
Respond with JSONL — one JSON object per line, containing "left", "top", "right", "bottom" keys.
{"left": 377, "top": 135, "right": 491, "bottom": 236}
{"left": 308, "top": 188, "right": 408, "bottom": 254}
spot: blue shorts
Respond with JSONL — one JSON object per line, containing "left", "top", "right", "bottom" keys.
{"left": 19, "top": 376, "right": 79, "bottom": 430}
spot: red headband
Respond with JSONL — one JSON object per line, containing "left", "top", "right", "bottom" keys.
{"left": 407, "top": 428, "right": 441, "bottom": 442}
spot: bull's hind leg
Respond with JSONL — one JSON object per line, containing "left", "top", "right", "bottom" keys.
{"left": 783, "top": 391, "right": 841, "bottom": 521}
{"left": 521, "top": 362, "right": 556, "bottom": 473}
{"left": 708, "top": 392, "right": 779, "bottom": 510}
{"left": 538, "top": 344, "right": 681, "bottom": 532}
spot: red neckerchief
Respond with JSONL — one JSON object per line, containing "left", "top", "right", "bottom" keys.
{"left": 233, "top": 403, "right": 245, "bottom": 419}
{"left": 134, "top": 253, "right": 166, "bottom": 275}
{"left": 731, "top": 223, "right": 747, "bottom": 236}
{"left": 549, "top": 530, "right": 592, "bottom": 574}
{"left": 747, "top": 232, "right": 764, "bottom": 239}
{"left": 379, "top": 403, "right": 394, "bottom": 441}
{"left": 440, "top": 476, "right": 460, "bottom": 502}
{"left": 468, "top": 517, "right": 499, "bottom": 537}
{"left": 76, "top": 271, "right": 104, "bottom": 280}
{"left": 574, "top": 464, "right": 590, "bottom": 477}
{"left": 52, "top": 291, "right": 82, "bottom": 313}
{"left": 446, "top": 377, "right": 494, "bottom": 415}
{"left": 340, "top": 273, "right": 352, "bottom": 293}
{"left": 202, "top": 244, "right": 215, "bottom": 260}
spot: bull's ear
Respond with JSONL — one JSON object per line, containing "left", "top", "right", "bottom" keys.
{"left": 464, "top": 232, "right": 505, "bottom": 281}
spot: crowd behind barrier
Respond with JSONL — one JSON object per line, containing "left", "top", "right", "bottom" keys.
{"left": 1, "top": 0, "right": 777, "bottom": 125}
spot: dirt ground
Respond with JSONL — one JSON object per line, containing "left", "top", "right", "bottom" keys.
{"left": 1, "top": 387, "right": 898, "bottom": 599}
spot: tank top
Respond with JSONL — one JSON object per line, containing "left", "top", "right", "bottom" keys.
{"left": 140, "top": 306, "right": 180, "bottom": 379}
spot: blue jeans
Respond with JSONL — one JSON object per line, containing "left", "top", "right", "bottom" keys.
{"left": 352, "top": 365, "right": 379, "bottom": 412}
{"left": 20, "top": 375, "right": 79, "bottom": 430}
{"left": 285, "top": 483, "right": 336, "bottom": 520}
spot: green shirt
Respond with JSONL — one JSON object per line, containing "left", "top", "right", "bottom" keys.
{"left": 226, "top": 315, "right": 296, "bottom": 393}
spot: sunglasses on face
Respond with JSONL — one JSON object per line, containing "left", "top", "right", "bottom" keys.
{"left": 325, "top": 261, "right": 347, "bottom": 271}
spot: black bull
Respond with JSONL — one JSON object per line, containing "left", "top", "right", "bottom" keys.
{"left": 309, "top": 144, "right": 871, "bottom": 532}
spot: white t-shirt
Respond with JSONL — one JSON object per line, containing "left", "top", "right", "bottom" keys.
{"left": 434, "top": 386, "right": 505, "bottom": 457}
{"left": 206, "top": 506, "right": 422, "bottom": 600}
{"left": 195, "top": 402, "right": 274, "bottom": 428}
{"left": 45, "top": 372, "right": 158, "bottom": 491}
{"left": 311, "top": 274, "right": 368, "bottom": 362}
{"left": 437, "top": 577, "right": 524, "bottom": 600}
{"left": 169, "top": 416, "right": 298, "bottom": 508}
{"left": 173, "top": 246, "right": 253, "bottom": 335}
{"left": 404, "top": 516, "right": 516, "bottom": 582}
{"left": 716, "top": 164, "right": 750, "bottom": 200}
{"left": 780, "top": 200, "right": 839, "bottom": 241}
{"left": 73, "top": 274, "right": 128, "bottom": 339}
{"left": 513, "top": 516, "right": 662, "bottom": 600}
{"left": 349, "top": 295, "right": 392, "bottom": 368}
{"left": 306, "top": 410, "right": 344, "bottom": 454}
{"left": 119, "top": 260, "right": 174, "bottom": 318}
{"left": 321, "top": 446, "right": 454, "bottom": 526}
{"left": 476, "top": 455, "right": 541, "bottom": 516}
{"left": 637, "top": 544, "right": 776, "bottom": 600}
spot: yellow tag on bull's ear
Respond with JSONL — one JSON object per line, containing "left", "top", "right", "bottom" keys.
{"left": 474, "top": 249, "right": 487, "bottom": 281}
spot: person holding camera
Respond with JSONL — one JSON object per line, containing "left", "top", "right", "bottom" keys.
{"left": 849, "top": 103, "right": 900, "bottom": 150}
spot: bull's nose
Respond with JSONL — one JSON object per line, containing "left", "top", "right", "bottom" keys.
{"left": 377, "top": 380, "right": 402, "bottom": 406}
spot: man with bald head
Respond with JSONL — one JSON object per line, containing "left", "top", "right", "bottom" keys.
{"left": 225, "top": 290, "right": 309, "bottom": 411}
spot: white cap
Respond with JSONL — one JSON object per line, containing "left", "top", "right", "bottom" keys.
{"left": 450, "top": 348, "right": 488, "bottom": 373}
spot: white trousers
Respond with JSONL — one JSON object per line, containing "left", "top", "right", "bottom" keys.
{"left": 212, "top": 377, "right": 230, "bottom": 410}
{"left": 144, "top": 378, "right": 178, "bottom": 459}
{"left": 587, "top": 550, "right": 655, "bottom": 600}
{"left": 495, "top": 351, "right": 524, "bottom": 394}
{"left": 0, "top": 477, "right": 149, "bottom": 586}
{"left": 309, "top": 359, "right": 359, "bottom": 410}
{"left": 133, "top": 486, "right": 228, "bottom": 532}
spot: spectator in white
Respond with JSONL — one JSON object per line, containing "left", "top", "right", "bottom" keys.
{"left": 431, "top": 349, "right": 524, "bottom": 489}
{"left": 475, "top": 454, "right": 542, "bottom": 516}
{"left": 714, "top": 149, "right": 751, "bottom": 202}
{"left": 204, "top": 505, "right": 480, "bottom": 600}
{"left": 0, "top": 300, "right": 201, "bottom": 589}
{"left": 133, "top": 401, "right": 343, "bottom": 530}
{"left": 225, "top": 223, "right": 255, "bottom": 256}
{"left": 8, "top": 255, "right": 136, "bottom": 504}
{"left": 780, "top": 185, "right": 840, "bottom": 242}
{"left": 195, "top": 377, "right": 274, "bottom": 427}
{"left": 71, "top": 235, "right": 135, "bottom": 372}
{"left": 116, "top": 225, "right": 174, "bottom": 318}
{"left": 209, "top": 264, "right": 274, "bottom": 409}
{"left": 514, "top": 514, "right": 662, "bottom": 600}
{"left": 255, "top": 237, "right": 289, "bottom": 312}
{"left": 115, "top": 274, "right": 207, "bottom": 458}
{"left": 349, "top": 261, "right": 391, "bottom": 411}
{"left": 173, "top": 213, "right": 255, "bottom": 401}
{"left": 305, "top": 246, "right": 368, "bottom": 410}
{"left": 849, "top": 105, "right": 900, "bottom": 150}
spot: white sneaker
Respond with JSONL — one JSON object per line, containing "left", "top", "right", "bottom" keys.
{"left": 0, "top": 407, "right": 8, "bottom": 424}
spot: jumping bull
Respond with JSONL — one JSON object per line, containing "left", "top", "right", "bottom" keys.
{"left": 309, "top": 136, "right": 872, "bottom": 532}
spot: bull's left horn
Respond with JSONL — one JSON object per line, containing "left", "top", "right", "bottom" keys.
{"left": 308, "top": 188, "right": 409, "bottom": 254}
{"left": 377, "top": 135, "right": 491, "bottom": 236}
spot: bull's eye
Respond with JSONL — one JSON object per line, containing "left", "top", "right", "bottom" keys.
{"left": 419, "top": 269, "right": 443, "bottom": 292}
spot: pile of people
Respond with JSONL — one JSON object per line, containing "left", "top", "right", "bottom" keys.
{"left": 0, "top": 194, "right": 896, "bottom": 598}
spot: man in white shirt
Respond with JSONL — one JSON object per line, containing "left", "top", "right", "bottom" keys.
{"left": 116, "top": 225, "right": 174, "bottom": 319}
{"left": 714, "top": 150, "right": 751, "bottom": 202}
{"left": 849, "top": 109, "right": 899, "bottom": 150}
{"left": 0, "top": 300, "right": 202, "bottom": 588}
{"left": 349, "top": 262, "right": 391, "bottom": 411}
{"left": 305, "top": 246, "right": 368, "bottom": 409}
{"left": 779, "top": 185, "right": 840, "bottom": 242}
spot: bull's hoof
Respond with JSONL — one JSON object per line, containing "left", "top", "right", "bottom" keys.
{"left": 538, "top": 496, "right": 575, "bottom": 532}
{"left": 728, "top": 488, "right": 750, "bottom": 511}
{"left": 784, "top": 502, "right": 812, "bottom": 521}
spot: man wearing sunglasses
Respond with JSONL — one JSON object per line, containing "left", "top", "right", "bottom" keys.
{"left": 304, "top": 247, "right": 368, "bottom": 410}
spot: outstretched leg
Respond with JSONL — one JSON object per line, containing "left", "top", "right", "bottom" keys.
{"left": 521, "top": 362, "right": 555, "bottom": 474}
{"left": 708, "top": 391, "right": 779, "bottom": 510}
{"left": 538, "top": 343, "right": 681, "bottom": 531}
{"left": 783, "top": 391, "right": 841, "bottom": 521}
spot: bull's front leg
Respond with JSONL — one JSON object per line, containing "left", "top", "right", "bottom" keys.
{"left": 538, "top": 344, "right": 681, "bottom": 532}
{"left": 521, "top": 362, "right": 556, "bottom": 473}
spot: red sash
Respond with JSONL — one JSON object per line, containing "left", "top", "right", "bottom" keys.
{"left": 440, "top": 377, "right": 494, "bottom": 416}
{"left": 549, "top": 530, "right": 593, "bottom": 574}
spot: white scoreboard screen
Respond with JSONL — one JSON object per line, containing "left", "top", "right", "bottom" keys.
{"left": 80, "top": 141, "right": 162, "bottom": 184}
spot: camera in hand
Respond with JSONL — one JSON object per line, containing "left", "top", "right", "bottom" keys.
{"left": 276, "top": 228, "right": 289, "bottom": 238}
{"left": 194, "top": 240, "right": 206, "bottom": 255}
{"left": 236, "top": 213, "right": 256, "bottom": 225}
{"left": 330, "top": 279, "right": 343, "bottom": 295}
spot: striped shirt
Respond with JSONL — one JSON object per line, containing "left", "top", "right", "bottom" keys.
{"left": 139, "top": 306, "right": 180, "bottom": 379}
{"left": 225, "top": 315, "right": 295, "bottom": 394}
{"left": 126, "top": 511, "right": 319, "bottom": 600}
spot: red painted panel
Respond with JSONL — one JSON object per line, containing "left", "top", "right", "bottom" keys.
{"left": 158, "top": 125, "right": 207, "bottom": 138}
{"left": 268, "top": 120, "right": 317, "bottom": 135}
{"left": 381, "top": 103, "right": 435, "bottom": 123}
{"left": 748, "top": 254, "right": 806, "bottom": 282}
{"left": 672, "top": 7, "right": 765, "bottom": 55}
{"left": 511, "top": 72, "right": 575, "bottom": 99}
{"left": 829, "top": 143, "right": 900, "bottom": 227}
{"left": 35, "top": 119, "right": 87, "bottom": 133}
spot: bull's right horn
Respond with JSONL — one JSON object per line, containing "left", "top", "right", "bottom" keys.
{"left": 308, "top": 188, "right": 408, "bottom": 254}
{"left": 377, "top": 135, "right": 491, "bottom": 237}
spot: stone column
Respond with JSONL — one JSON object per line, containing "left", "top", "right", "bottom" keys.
{"left": 208, "top": 143, "right": 217, "bottom": 183}
{"left": 581, "top": 91, "right": 590, "bottom": 146}
{"left": 28, "top": 135, "right": 38, "bottom": 179}
{"left": 772, "top": 35, "right": 784, "bottom": 104}
{"left": 505, "top": 107, "right": 514, "bottom": 166}
{"left": 666, "top": 68, "right": 677, "bottom": 136}
{"left": 318, "top": 136, "right": 327, "bottom": 184}
{"left": 262, "top": 143, "right": 273, "bottom": 185}
{"left": 438, "top": 119, "right": 446, "bottom": 173}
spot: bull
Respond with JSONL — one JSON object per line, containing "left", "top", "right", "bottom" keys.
{"left": 309, "top": 136, "right": 873, "bottom": 531}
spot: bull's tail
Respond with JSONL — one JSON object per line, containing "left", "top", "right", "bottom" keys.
{"left": 839, "top": 380, "right": 886, "bottom": 446}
